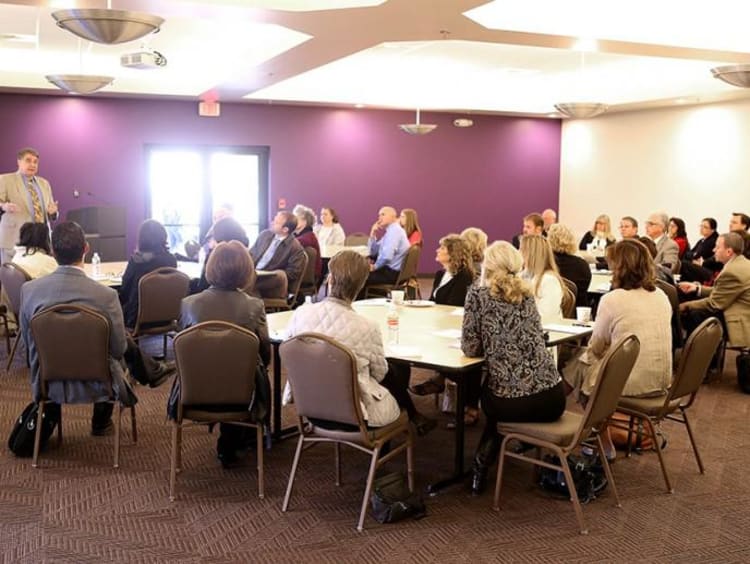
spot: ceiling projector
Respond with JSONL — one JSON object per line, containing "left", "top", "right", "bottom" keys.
{"left": 121, "top": 50, "right": 167, "bottom": 70}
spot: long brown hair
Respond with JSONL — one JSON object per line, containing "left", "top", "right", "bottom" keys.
{"left": 607, "top": 239, "right": 656, "bottom": 291}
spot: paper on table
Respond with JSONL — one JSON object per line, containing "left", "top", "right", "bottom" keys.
{"left": 433, "top": 329, "right": 462, "bottom": 339}
{"left": 386, "top": 344, "right": 422, "bottom": 358}
{"left": 355, "top": 298, "right": 389, "bottom": 306}
{"left": 270, "top": 329, "right": 289, "bottom": 341}
{"left": 543, "top": 323, "right": 592, "bottom": 335}
{"left": 449, "top": 307, "right": 464, "bottom": 317}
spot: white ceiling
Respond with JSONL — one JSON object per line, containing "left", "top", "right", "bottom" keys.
{"left": 2, "top": 0, "right": 750, "bottom": 117}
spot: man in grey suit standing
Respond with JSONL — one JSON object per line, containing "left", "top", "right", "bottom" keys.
{"left": 0, "top": 147, "right": 59, "bottom": 264}
{"left": 646, "top": 211, "right": 680, "bottom": 274}
{"left": 20, "top": 222, "right": 138, "bottom": 435}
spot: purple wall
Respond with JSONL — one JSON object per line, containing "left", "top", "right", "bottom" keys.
{"left": 0, "top": 94, "right": 561, "bottom": 272}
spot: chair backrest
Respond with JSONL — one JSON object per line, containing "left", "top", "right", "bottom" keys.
{"left": 301, "top": 246, "right": 318, "bottom": 288}
{"left": 576, "top": 334, "right": 640, "bottom": 446}
{"left": 669, "top": 317, "right": 724, "bottom": 404}
{"left": 395, "top": 245, "right": 421, "bottom": 286}
{"left": 30, "top": 304, "right": 112, "bottom": 394}
{"left": 560, "top": 285, "right": 576, "bottom": 319}
{"left": 561, "top": 276, "right": 578, "bottom": 298}
{"left": 0, "top": 263, "right": 31, "bottom": 317}
{"left": 344, "top": 232, "right": 369, "bottom": 246}
{"left": 280, "top": 333, "right": 365, "bottom": 429}
{"left": 655, "top": 279, "right": 683, "bottom": 348}
{"left": 134, "top": 267, "right": 191, "bottom": 331}
{"left": 174, "top": 321, "right": 259, "bottom": 407}
{"left": 288, "top": 251, "right": 309, "bottom": 303}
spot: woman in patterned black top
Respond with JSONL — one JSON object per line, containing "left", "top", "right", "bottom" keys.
{"left": 462, "top": 241, "right": 565, "bottom": 495}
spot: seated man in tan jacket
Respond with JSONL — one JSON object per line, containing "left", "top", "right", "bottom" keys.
{"left": 679, "top": 231, "right": 750, "bottom": 350}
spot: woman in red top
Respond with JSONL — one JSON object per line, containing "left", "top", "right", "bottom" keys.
{"left": 399, "top": 208, "right": 423, "bottom": 247}
{"left": 668, "top": 217, "right": 690, "bottom": 259}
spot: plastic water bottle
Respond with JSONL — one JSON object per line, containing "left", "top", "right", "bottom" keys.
{"left": 386, "top": 304, "right": 399, "bottom": 345}
{"left": 304, "top": 295, "right": 313, "bottom": 306}
{"left": 92, "top": 252, "right": 101, "bottom": 278}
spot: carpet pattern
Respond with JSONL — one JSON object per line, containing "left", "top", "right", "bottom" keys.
{"left": 1, "top": 336, "right": 749, "bottom": 563}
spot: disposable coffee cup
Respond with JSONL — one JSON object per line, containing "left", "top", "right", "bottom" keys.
{"left": 390, "top": 290, "right": 405, "bottom": 305}
{"left": 576, "top": 307, "right": 592, "bottom": 323}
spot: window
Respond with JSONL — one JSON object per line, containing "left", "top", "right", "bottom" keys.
{"left": 147, "top": 145, "right": 269, "bottom": 256}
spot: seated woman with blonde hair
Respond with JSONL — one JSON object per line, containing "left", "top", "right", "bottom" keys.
{"left": 460, "top": 227, "right": 488, "bottom": 274}
{"left": 519, "top": 234, "right": 564, "bottom": 323}
{"left": 463, "top": 241, "right": 565, "bottom": 494}
{"left": 578, "top": 214, "right": 616, "bottom": 252}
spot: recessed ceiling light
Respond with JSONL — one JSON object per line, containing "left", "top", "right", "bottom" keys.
{"left": 573, "top": 38, "right": 598, "bottom": 52}
{"left": 355, "top": 103, "right": 365, "bottom": 108}
{"left": 675, "top": 98, "right": 687, "bottom": 104}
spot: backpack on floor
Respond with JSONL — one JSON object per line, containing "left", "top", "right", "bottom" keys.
{"left": 7, "top": 402, "right": 61, "bottom": 457}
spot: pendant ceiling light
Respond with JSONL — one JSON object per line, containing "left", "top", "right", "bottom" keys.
{"left": 398, "top": 109, "right": 437, "bottom": 135}
{"left": 711, "top": 64, "right": 750, "bottom": 88}
{"left": 46, "top": 74, "right": 114, "bottom": 94}
{"left": 554, "top": 102, "right": 609, "bottom": 119}
{"left": 554, "top": 50, "right": 608, "bottom": 119}
{"left": 52, "top": 8, "right": 164, "bottom": 45}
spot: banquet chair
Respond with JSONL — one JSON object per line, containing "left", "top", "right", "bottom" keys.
{"left": 298, "top": 246, "right": 319, "bottom": 302}
{"left": 493, "top": 334, "right": 640, "bottom": 534}
{"left": 280, "top": 333, "right": 414, "bottom": 531}
{"left": 0, "top": 263, "right": 31, "bottom": 370}
{"left": 344, "top": 232, "right": 369, "bottom": 246}
{"left": 130, "top": 267, "right": 190, "bottom": 357}
{"left": 364, "top": 245, "right": 421, "bottom": 299}
{"left": 170, "top": 321, "right": 264, "bottom": 500}
{"left": 614, "top": 317, "right": 723, "bottom": 493}
{"left": 263, "top": 252, "right": 308, "bottom": 312}
{"left": 560, "top": 285, "right": 576, "bottom": 319}
{"left": 654, "top": 279, "right": 683, "bottom": 353}
{"left": 30, "top": 304, "right": 137, "bottom": 468}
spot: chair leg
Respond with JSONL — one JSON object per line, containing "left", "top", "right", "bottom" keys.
{"left": 559, "top": 452, "right": 588, "bottom": 534}
{"left": 175, "top": 425, "right": 183, "bottom": 472}
{"left": 492, "top": 438, "right": 509, "bottom": 511}
{"left": 256, "top": 425, "right": 265, "bottom": 499}
{"left": 282, "top": 435, "right": 305, "bottom": 512}
{"left": 113, "top": 402, "right": 121, "bottom": 469}
{"left": 169, "top": 422, "right": 180, "bottom": 501}
{"left": 406, "top": 430, "right": 414, "bottom": 492}
{"left": 681, "top": 409, "right": 705, "bottom": 474}
{"left": 596, "top": 433, "right": 621, "bottom": 508}
{"left": 6, "top": 335, "right": 20, "bottom": 371}
{"left": 357, "top": 447, "right": 380, "bottom": 532}
{"left": 130, "top": 407, "right": 138, "bottom": 443}
{"left": 624, "top": 414, "right": 635, "bottom": 458}
{"left": 334, "top": 442, "right": 341, "bottom": 486}
{"left": 645, "top": 417, "right": 673, "bottom": 493}
{"left": 31, "top": 401, "right": 45, "bottom": 468}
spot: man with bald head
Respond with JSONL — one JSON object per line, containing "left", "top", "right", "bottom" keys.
{"left": 366, "top": 206, "right": 410, "bottom": 286}
{"left": 542, "top": 209, "right": 557, "bottom": 231}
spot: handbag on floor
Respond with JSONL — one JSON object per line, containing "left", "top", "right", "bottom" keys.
{"left": 8, "top": 402, "right": 61, "bottom": 457}
{"left": 370, "top": 472, "right": 426, "bottom": 524}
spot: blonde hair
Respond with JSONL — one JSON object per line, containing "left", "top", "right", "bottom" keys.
{"left": 546, "top": 223, "right": 577, "bottom": 255}
{"left": 400, "top": 208, "right": 422, "bottom": 245}
{"left": 481, "top": 241, "right": 531, "bottom": 304}
{"left": 590, "top": 214, "right": 614, "bottom": 239}
{"left": 460, "top": 227, "right": 488, "bottom": 264}
{"left": 519, "top": 234, "right": 562, "bottom": 297}
{"left": 439, "top": 234, "right": 474, "bottom": 277}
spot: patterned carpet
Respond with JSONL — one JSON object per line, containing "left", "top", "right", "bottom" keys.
{"left": 1, "top": 336, "right": 749, "bottom": 563}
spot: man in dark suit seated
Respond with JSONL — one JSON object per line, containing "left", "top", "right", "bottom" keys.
{"left": 250, "top": 211, "right": 306, "bottom": 299}
{"left": 19, "top": 222, "right": 174, "bottom": 435}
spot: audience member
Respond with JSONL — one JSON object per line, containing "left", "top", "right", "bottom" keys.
{"left": 638, "top": 236, "right": 674, "bottom": 284}
{"left": 564, "top": 239, "right": 672, "bottom": 459}
{"left": 512, "top": 212, "right": 544, "bottom": 249}
{"left": 460, "top": 227, "right": 487, "bottom": 273}
{"left": 684, "top": 217, "right": 718, "bottom": 262}
{"left": 293, "top": 204, "right": 322, "bottom": 282}
{"left": 520, "top": 234, "right": 563, "bottom": 322}
{"left": 668, "top": 217, "right": 690, "bottom": 259}
{"left": 542, "top": 208, "right": 557, "bottom": 231}
{"left": 250, "top": 211, "right": 306, "bottom": 299}
{"left": 178, "top": 241, "right": 270, "bottom": 467}
{"left": 119, "top": 219, "right": 178, "bottom": 329}
{"left": 314, "top": 206, "right": 345, "bottom": 246}
{"left": 11, "top": 222, "right": 56, "bottom": 278}
{"left": 410, "top": 234, "right": 480, "bottom": 427}
{"left": 645, "top": 211, "right": 680, "bottom": 273}
{"left": 286, "top": 250, "right": 435, "bottom": 435}
{"left": 578, "top": 214, "right": 616, "bottom": 251}
{"left": 462, "top": 241, "right": 565, "bottom": 495}
{"left": 619, "top": 216, "right": 639, "bottom": 239}
{"left": 730, "top": 212, "right": 750, "bottom": 232}
{"left": 366, "top": 206, "right": 410, "bottom": 286}
{"left": 399, "top": 208, "right": 423, "bottom": 247}
{"left": 547, "top": 223, "right": 591, "bottom": 307}
{"left": 679, "top": 231, "right": 750, "bottom": 351}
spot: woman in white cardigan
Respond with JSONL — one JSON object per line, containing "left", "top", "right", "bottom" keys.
{"left": 314, "top": 206, "right": 346, "bottom": 246}
{"left": 519, "top": 234, "right": 563, "bottom": 323}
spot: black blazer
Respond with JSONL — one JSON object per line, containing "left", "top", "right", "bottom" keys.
{"left": 554, "top": 252, "right": 592, "bottom": 307}
{"left": 431, "top": 268, "right": 474, "bottom": 306}
{"left": 684, "top": 232, "right": 718, "bottom": 262}
{"left": 249, "top": 230, "right": 306, "bottom": 285}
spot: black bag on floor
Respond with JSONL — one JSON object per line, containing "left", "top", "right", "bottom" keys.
{"left": 737, "top": 351, "right": 750, "bottom": 394}
{"left": 539, "top": 454, "right": 607, "bottom": 504}
{"left": 7, "top": 402, "right": 61, "bottom": 457}
{"left": 371, "top": 472, "right": 426, "bottom": 524}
